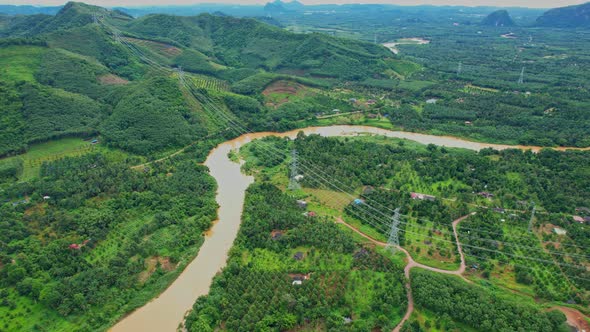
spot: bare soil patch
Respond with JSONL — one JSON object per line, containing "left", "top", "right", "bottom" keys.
{"left": 262, "top": 80, "right": 305, "bottom": 96}
{"left": 138, "top": 256, "right": 177, "bottom": 284}
{"left": 262, "top": 80, "right": 312, "bottom": 108}
{"left": 98, "top": 74, "right": 129, "bottom": 85}
{"left": 123, "top": 37, "right": 182, "bottom": 56}
{"left": 552, "top": 306, "right": 590, "bottom": 332}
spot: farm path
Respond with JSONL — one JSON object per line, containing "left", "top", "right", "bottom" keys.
{"left": 336, "top": 213, "right": 473, "bottom": 332}
{"left": 551, "top": 306, "right": 590, "bottom": 332}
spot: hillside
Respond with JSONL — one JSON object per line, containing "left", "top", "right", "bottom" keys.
{"left": 264, "top": 0, "right": 305, "bottom": 15}
{"left": 0, "top": 1, "right": 401, "bottom": 158}
{"left": 0, "top": 2, "right": 131, "bottom": 37}
{"left": 0, "top": 4, "right": 62, "bottom": 15}
{"left": 536, "top": 2, "right": 590, "bottom": 28}
{"left": 481, "top": 9, "right": 515, "bottom": 27}
{"left": 1, "top": 2, "right": 590, "bottom": 332}
{"left": 126, "top": 13, "right": 393, "bottom": 79}
{"left": 2, "top": 1, "right": 397, "bottom": 80}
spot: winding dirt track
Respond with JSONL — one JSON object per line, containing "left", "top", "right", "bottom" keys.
{"left": 336, "top": 213, "right": 473, "bottom": 331}
{"left": 118, "top": 125, "right": 590, "bottom": 331}
{"left": 552, "top": 306, "right": 590, "bottom": 332}
{"left": 338, "top": 213, "right": 590, "bottom": 332}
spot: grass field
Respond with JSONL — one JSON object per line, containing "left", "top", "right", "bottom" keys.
{"left": 186, "top": 73, "right": 229, "bottom": 92}
{"left": 409, "top": 306, "right": 479, "bottom": 332}
{"left": 398, "top": 80, "right": 435, "bottom": 92}
{"left": 462, "top": 84, "right": 500, "bottom": 94}
{"left": 403, "top": 218, "right": 460, "bottom": 270}
{"left": 460, "top": 213, "right": 582, "bottom": 304}
{"left": 0, "top": 45, "right": 45, "bottom": 82}
{"left": 123, "top": 37, "right": 182, "bottom": 59}
{"left": 387, "top": 59, "right": 423, "bottom": 78}
{"left": 304, "top": 187, "right": 356, "bottom": 212}
{"left": 309, "top": 113, "right": 399, "bottom": 130}
{"left": 0, "top": 138, "right": 134, "bottom": 180}
{"left": 87, "top": 213, "right": 151, "bottom": 265}
{"left": 0, "top": 288, "right": 79, "bottom": 332}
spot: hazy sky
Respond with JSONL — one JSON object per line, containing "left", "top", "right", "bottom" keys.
{"left": 1, "top": 0, "right": 587, "bottom": 8}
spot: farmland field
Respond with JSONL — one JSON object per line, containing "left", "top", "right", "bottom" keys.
{"left": 0, "top": 138, "right": 134, "bottom": 180}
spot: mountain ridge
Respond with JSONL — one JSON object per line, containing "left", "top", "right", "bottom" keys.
{"left": 481, "top": 9, "right": 515, "bottom": 27}
{"left": 536, "top": 2, "right": 590, "bottom": 28}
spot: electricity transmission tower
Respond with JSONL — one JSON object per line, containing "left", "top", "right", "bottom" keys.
{"left": 387, "top": 208, "right": 401, "bottom": 253}
{"left": 288, "top": 150, "right": 301, "bottom": 190}
{"left": 92, "top": 13, "right": 98, "bottom": 24}
{"left": 528, "top": 202, "right": 536, "bottom": 232}
{"left": 518, "top": 67, "right": 525, "bottom": 84}
{"left": 457, "top": 61, "right": 462, "bottom": 75}
{"left": 113, "top": 30, "right": 121, "bottom": 43}
{"left": 176, "top": 66, "right": 184, "bottom": 82}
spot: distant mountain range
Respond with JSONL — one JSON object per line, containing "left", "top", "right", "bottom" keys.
{"left": 0, "top": 5, "right": 61, "bottom": 15}
{"left": 535, "top": 2, "right": 590, "bottom": 28}
{"left": 264, "top": 0, "right": 305, "bottom": 14}
{"left": 0, "top": 1, "right": 404, "bottom": 156}
{"left": 1, "top": 1, "right": 590, "bottom": 29}
{"left": 481, "top": 10, "right": 515, "bottom": 27}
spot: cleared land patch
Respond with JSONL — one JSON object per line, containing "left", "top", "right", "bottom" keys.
{"left": 0, "top": 45, "right": 45, "bottom": 82}
{"left": 122, "top": 37, "right": 182, "bottom": 57}
{"left": 262, "top": 80, "right": 315, "bottom": 108}
{"left": 98, "top": 73, "right": 129, "bottom": 85}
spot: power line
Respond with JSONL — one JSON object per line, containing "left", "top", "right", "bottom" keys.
{"left": 195, "top": 91, "right": 590, "bottom": 264}
{"left": 387, "top": 208, "right": 401, "bottom": 253}
{"left": 191, "top": 83, "right": 590, "bottom": 272}
{"left": 186, "top": 85, "right": 587, "bottom": 278}
{"left": 176, "top": 66, "right": 184, "bottom": 81}
{"left": 288, "top": 149, "right": 301, "bottom": 191}
{"left": 528, "top": 202, "right": 536, "bottom": 232}
{"left": 518, "top": 66, "right": 525, "bottom": 84}
{"left": 403, "top": 211, "right": 590, "bottom": 254}
{"left": 99, "top": 16, "right": 590, "bottom": 276}
{"left": 182, "top": 68, "right": 590, "bottom": 266}
{"left": 98, "top": 24, "right": 588, "bottom": 260}
{"left": 464, "top": 252, "right": 590, "bottom": 284}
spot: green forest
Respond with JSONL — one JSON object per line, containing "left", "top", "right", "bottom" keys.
{"left": 290, "top": 134, "right": 590, "bottom": 302}
{"left": 409, "top": 269, "right": 570, "bottom": 332}
{"left": 236, "top": 133, "right": 590, "bottom": 328}
{"left": 0, "top": 151, "right": 218, "bottom": 330}
{"left": 1, "top": 1, "right": 590, "bottom": 331}
{"left": 184, "top": 183, "right": 407, "bottom": 332}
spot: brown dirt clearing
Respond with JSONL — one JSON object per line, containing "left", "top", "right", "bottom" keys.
{"left": 138, "top": 256, "right": 177, "bottom": 283}
{"left": 98, "top": 74, "right": 129, "bottom": 85}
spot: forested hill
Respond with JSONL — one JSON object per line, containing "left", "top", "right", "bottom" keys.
{"left": 126, "top": 12, "right": 392, "bottom": 78}
{"left": 0, "top": 1, "right": 400, "bottom": 157}
{"left": 0, "top": 5, "right": 62, "bottom": 16}
{"left": 2, "top": 1, "right": 394, "bottom": 80}
{"left": 481, "top": 10, "right": 515, "bottom": 27}
{"left": 0, "top": 2, "right": 132, "bottom": 37}
{"left": 536, "top": 2, "right": 590, "bottom": 28}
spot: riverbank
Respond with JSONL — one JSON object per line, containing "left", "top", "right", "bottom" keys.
{"left": 112, "top": 125, "right": 590, "bottom": 332}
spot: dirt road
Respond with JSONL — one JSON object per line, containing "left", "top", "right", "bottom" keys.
{"left": 336, "top": 213, "right": 473, "bottom": 332}
{"left": 552, "top": 306, "right": 590, "bottom": 332}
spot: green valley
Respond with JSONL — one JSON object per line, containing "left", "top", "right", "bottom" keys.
{"left": 1, "top": 1, "right": 590, "bottom": 331}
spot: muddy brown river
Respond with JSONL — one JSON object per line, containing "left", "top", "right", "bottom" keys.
{"left": 110, "top": 125, "right": 588, "bottom": 332}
